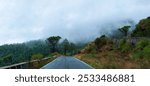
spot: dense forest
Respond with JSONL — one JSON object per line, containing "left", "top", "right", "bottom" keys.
{"left": 0, "top": 38, "right": 84, "bottom": 67}
{"left": 0, "top": 40, "right": 50, "bottom": 67}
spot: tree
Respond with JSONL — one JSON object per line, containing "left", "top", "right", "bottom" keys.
{"left": 131, "top": 17, "right": 150, "bottom": 37}
{"left": 69, "top": 42, "right": 76, "bottom": 55}
{"left": 2, "top": 54, "right": 13, "bottom": 65}
{"left": 94, "top": 35, "right": 107, "bottom": 51}
{"left": 62, "top": 39, "right": 70, "bottom": 55}
{"left": 118, "top": 26, "right": 131, "bottom": 37}
{"left": 47, "top": 36, "right": 61, "bottom": 53}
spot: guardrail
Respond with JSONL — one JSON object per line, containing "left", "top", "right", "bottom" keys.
{"left": 0, "top": 57, "right": 52, "bottom": 69}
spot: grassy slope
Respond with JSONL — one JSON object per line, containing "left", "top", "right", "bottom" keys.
{"left": 75, "top": 38, "right": 150, "bottom": 69}
{"left": 76, "top": 17, "right": 150, "bottom": 69}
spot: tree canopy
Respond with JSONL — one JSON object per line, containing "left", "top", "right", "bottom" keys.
{"left": 0, "top": 40, "right": 50, "bottom": 67}
{"left": 47, "top": 36, "right": 61, "bottom": 53}
{"left": 62, "top": 39, "right": 70, "bottom": 55}
{"left": 131, "top": 17, "right": 150, "bottom": 37}
{"left": 118, "top": 26, "right": 131, "bottom": 37}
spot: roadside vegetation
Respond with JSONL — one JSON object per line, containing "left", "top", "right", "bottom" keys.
{"left": 30, "top": 52, "right": 61, "bottom": 69}
{"left": 76, "top": 17, "right": 150, "bottom": 69}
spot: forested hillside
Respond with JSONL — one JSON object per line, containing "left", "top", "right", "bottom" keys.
{"left": 0, "top": 37, "right": 84, "bottom": 67}
{"left": 132, "top": 17, "right": 150, "bottom": 37}
{"left": 0, "top": 40, "right": 50, "bottom": 67}
{"left": 76, "top": 17, "right": 150, "bottom": 69}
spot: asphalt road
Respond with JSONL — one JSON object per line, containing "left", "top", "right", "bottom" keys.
{"left": 41, "top": 56, "right": 93, "bottom": 69}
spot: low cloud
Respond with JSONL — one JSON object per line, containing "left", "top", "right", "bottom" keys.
{"left": 0, "top": 0, "right": 150, "bottom": 45}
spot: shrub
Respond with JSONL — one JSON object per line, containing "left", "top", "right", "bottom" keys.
{"left": 133, "top": 51, "right": 143, "bottom": 59}
{"left": 94, "top": 35, "right": 111, "bottom": 51}
{"left": 31, "top": 53, "right": 44, "bottom": 60}
{"left": 131, "top": 17, "right": 150, "bottom": 37}
{"left": 135, "top": 38, "right": 149, "bottom": 50}
{"left": 50, "top": 52, "right": 60, "bottom": 57}
{"left": 133, "top": 40, "right": 150, "bottom": 59}
{"left": 119, "top": 39, "right": 132, "bottom": 52}
{"left": 85, "top": 43, "right": 97, "bottom": 53}
{"left": 143, "top": 44, "right": 150, "bottom": 59}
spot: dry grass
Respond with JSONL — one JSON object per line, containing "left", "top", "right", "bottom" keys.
{"left": 75, "top": 50, "right": 141, "bottom": 69}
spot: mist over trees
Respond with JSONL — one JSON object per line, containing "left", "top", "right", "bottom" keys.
{"left": 118, "top": 26, "right": 131, "bottom": 37}
{"left": 131, "top": 17, "right": 150, "bottom": 37}
{"left": 47, "top": 36, "right": 61, "bottom": 53}
{"left": 77, "top": 16, "right": 150, "bottom": 68}
{"left": 0, "top": 16, "right": 150, "bottom": 68}
{"left": 0, "top": 40, "right": 50, "bottom": 67}
{"left": 0, "top": 36, "right": 83, "bottom": 67}
{"left": 60, "top": 39, "right": 76, "bottom": 55}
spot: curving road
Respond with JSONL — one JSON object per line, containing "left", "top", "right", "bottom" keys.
{"left": 41, "top": 56, "right": 93, "bottom": 69}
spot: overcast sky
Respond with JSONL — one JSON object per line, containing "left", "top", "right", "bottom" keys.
{"left": 0, "top": 0, "right": 150, "bottom": 45}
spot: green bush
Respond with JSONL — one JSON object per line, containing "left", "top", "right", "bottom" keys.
{"left": 85, "top": 43, "right": 97, "bottom": 53}
{"left": 94, "top": 35, "right": 107, "bottom": 49}
{"left": 119, "top": 39, "right": 132, "bottom": 52}
{"left": 133, "top": 51, "right": 143, "bottom": 59}
{"left": 143, "top": 44, "right": 150, "bottom": 59}
{"left": 135, "top": 38, "right": 149, "bottom": 50}
{"left": 119, "top": 39, "right": 126, "bottom": 48}
{"left": 31, "top": 53, "right": 44, "bottom": 60}
{"left": 133, "top": 39, "right": 150, "bottom": 59}
{"left": 131, "top": 17, "right": 150, "bottom": 37}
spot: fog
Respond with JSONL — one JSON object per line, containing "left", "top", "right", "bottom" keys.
{"left": 0, "top": 0, "right": 150, "bottom": 45}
